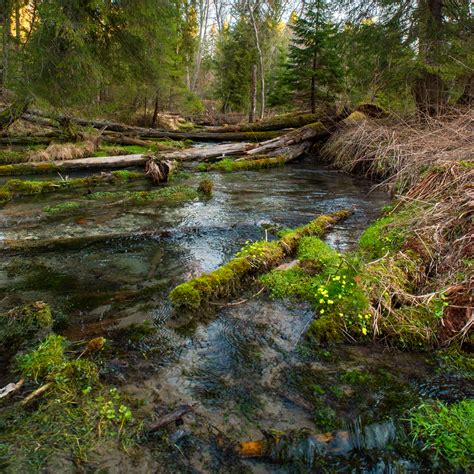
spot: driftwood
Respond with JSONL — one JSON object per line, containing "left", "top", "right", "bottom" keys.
{"left": 148, "top": 404, "right": 196, "bottom": 433}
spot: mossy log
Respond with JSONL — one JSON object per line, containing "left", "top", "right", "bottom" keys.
{"left": 200, "top": 142, "right": 311, "bottom": 172}
{"left": 22, "top": 112, "right": 283, "bottom": 142}
{"left": 169, "top": 209, "right": 353, "bottom": 313}
{"left": 207, "top": 113, "right": 324, "bottom": 133}
{"left": 158, "top": 142, "right": 254, "bottom": 161}
{"left": 0, "top": 170, "right": 143, "bottom": 204}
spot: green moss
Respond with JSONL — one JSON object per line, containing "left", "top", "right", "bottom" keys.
{"left": 0, "top": 188, "right": 12, "bottom": 203}
{"left": 0, "top": 170, "right": 144, "bottom": 203}
{"left": 87, "top": 184, "right": 198, "bottom": 205}
{"left": 0, "top": 162, "right": 59, "bottom": 176}
{"left": 0, "top": 301, "right": 53, "bottom": 348}
{"left": 43, "top": 201, "right": 82, "bottom": 215}
{"left": 201, "top": 156, "right": 286, "bottom": 173}
{"left": 111, "top": 169, "right": 142, "bottom": 180}
{"left": 0, "top": 149, "right": 28, "bottom": 164}
{"left": 306, "top": 314, "right": 344, "bottom": 344}
{"left": 260, "top": 267, "right": 311, "bottom": 299}
{"left": 358, "top": 214, "right": 407, "bottom": 259}
{"left": 409, "top": 400, "right": 474, "bottom": 468}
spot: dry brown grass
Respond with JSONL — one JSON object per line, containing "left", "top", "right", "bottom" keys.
{"left": 28, "top": 140, "right": 97, "bottom": 162}
{"left": 323, "top": 109, "right": 473, "bottom": 346}
{"left": 322, "top": 110, "right": 473, "bottom": 193}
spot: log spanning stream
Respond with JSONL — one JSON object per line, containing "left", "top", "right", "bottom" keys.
{"left": 1, "top": 157, "right": 472, "bottom": 471}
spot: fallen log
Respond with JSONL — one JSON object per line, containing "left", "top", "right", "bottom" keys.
{"left": 22, "top": 111, "right": 283, "bottom": 142}
{"left": 168, "top": 209, "right": 353, "bottom": 313}
{"left": 158, "top": 142, "right": 254, "bottom": 161}
{"left": 200, "top": 142, "right": 311, "bottom": 172}
{"left": 154, "top": 122, "right": 327, "bottom": 165}
{"left": 148, "top": 404, "right": 196, "bottom": 433}
{"left": 246, "top": 122, "right": 328, "bottom": 156}
{"left": 206, "top": 112, "right": 322, "bottom": 133}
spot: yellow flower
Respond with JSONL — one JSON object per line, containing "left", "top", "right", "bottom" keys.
{"left": 328, "top": 300, "right": 334, "bottom": 305}
{"left": 333, "top": 275, "right": 341, "bottom": 281}
{"left": 362, "top": 327, "right": 367, "bottom": 336}
{"left": 319, "top": 299, "right": 325, "bottom": 304}
{"left": 320, "top": 309, "right": 325, "bottom": 314}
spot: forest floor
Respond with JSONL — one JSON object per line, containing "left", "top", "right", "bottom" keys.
{"left": 0, "top": 108, "right": 472, "bottom": 472}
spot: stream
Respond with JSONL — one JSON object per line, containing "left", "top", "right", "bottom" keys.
{"left": 1, "top": 157, "right": 472, "bottom": 472}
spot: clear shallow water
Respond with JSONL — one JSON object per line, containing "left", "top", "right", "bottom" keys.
{"left": 4, "top": 158, "right": 470, "bottom": 472}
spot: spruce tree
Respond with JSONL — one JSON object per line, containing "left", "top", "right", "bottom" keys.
{"left": 287, "top": 0, "right": 341, "bottom": 113}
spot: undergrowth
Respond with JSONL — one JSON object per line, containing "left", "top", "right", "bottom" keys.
{"left": 0, "top": 334, "right": 139, "bottom": 471}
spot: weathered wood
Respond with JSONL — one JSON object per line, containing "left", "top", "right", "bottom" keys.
{"left": 148, "top": 404, "right": 196, "bottom": 433}
{"left": 23, "top": 153, "right": 146, "bottom": 171}
{"left": 145, "top": 157, "right": 178, "bottom": 184}
{"left": 160, "top": 142, "right": 253, "bottom": 161}
{"left": 247, "top": 122, "right": 328, "bottom": 156}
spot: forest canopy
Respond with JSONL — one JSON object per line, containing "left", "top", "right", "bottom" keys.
{"left": 0, "top": 0, "right": 472, "bottom": 120}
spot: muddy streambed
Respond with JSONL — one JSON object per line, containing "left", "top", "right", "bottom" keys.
{"left": 1, "top": 158, "right": 471, "bottom": 472}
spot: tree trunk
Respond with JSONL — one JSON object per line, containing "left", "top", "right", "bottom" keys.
{"left": 310, "top": 53, "right": 317, "bottom": 114}
{"left": 249, "top": 64, "right": 257, "bottom": 123}
{"left": 415, "top": 0, "right": 447, "bottom": 115}
{"left": 248, "top": 0, "right": 265, "bottom": 120}
{"left": 1, "top": 1, "right": 10, "bottom": 95}
{"left": 151, "top": 94, "right": 159, "bottom": 128}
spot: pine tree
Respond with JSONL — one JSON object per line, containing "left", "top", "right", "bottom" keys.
{"left": 287, "top": 0, "right": 341, "bottom": 113}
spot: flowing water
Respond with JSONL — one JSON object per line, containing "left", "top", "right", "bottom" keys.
{"left": 1, "top": 157, "right": 471, "bottom": 472}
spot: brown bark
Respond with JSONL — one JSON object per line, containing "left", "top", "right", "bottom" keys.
{"left": 249, "top": 64, "right": 257, "bottom": 123}
{"left": 151, "top": 94, "right": 159, "bottom": 128}
{"left": 145, "top": 157, "right": 178, "bottom": 184}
